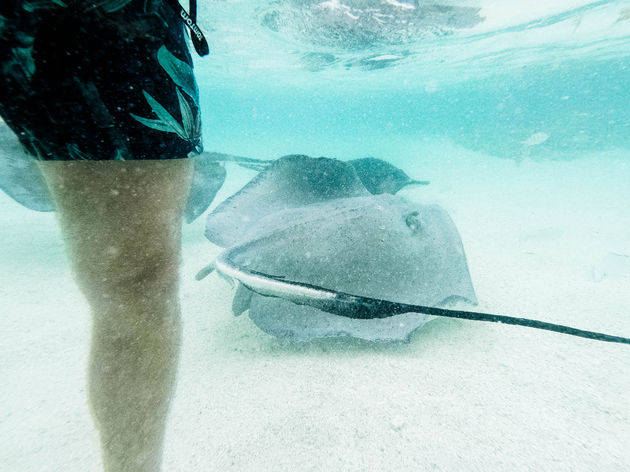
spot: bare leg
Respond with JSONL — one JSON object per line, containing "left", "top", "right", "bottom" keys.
{"left": 38, "top": 159, "right": 193, "bottom": 472}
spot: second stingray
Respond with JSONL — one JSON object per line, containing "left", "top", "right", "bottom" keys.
{"left": 205, "top": 154, "right": 428, "bottom": 247}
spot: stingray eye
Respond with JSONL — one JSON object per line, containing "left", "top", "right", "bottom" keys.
{"left": 404, "top": 211, "right": 421, "bottom": 232}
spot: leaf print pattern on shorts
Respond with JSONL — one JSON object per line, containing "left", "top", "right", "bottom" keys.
{"left": 131, "top": 46, "right": 202, "bottom": 153}
{"left": 0, "top": 0, "right": 199, "bottom": 161}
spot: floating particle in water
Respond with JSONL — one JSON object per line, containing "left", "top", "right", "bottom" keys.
{"left": 522, "top": 132, "right": 550, "bottom": 146}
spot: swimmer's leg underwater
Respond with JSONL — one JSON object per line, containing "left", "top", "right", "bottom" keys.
{"left": 39, "top": 160, "right": 193, "bottom": 472}
{"left": 0, "top": 0, "right": 209, "bottom": 468}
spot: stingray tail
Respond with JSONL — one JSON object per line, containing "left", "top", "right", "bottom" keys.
{"left": 215, "top": 251, "right": 630, "bottom": 345}
{"left": 311, "top": 289, "right": 630, "bottom": 345}
{"left": 413, "top": 305, "right": 630, "bottom": 345}
{"left": 200, "top": 152, "right": 272, "bottom": 170}
{"left": 308, "top": 288, "right": 630, "bottom": 345}
{"left": 235, "top": 162, "right": 269, "bottom": 172}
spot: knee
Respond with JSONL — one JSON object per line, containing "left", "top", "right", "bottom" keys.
{"left": 74, "top": 244, "right": 182, "bottom": 303}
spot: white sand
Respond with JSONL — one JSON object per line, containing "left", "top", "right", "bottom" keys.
{"left": 1, "top": 143, "right": 629, "bottom": 471}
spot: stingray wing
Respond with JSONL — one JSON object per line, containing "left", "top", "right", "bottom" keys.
{"left": 185, "top": 153, "right": 227, "bottom": 223}
{"left": 0, "top": 125, "right": 54, "bottom": 212}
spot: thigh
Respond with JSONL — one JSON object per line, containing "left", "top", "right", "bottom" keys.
{"left": 37, "top": 159, "right": 193, "bottom": 299}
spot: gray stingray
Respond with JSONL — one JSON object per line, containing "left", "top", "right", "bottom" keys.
{"left": 207, "top": 153, "right": 430, "bottom": 195}
{"left": 204, "top": 154, "right": 430, "bottom": 248}
{"left": 211, "top": 194, "right": 477, "bottom": 342}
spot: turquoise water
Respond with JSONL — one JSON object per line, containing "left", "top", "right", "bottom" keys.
{"left": 197, "top": 0, "right": 630, "bottom": 160}
{"left": 202, "top": 58, "right": 629, "bottom": 159}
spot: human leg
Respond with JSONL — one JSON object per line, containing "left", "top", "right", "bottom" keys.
{"left": 38, "top": 159, "right": 193, "bottom": 472}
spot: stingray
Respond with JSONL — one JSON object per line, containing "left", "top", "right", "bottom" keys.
{"left": 208, "top": 194, "right": 478, "bottom": 341}
{"left": 191, "top": 153, "right": 429, "bottom": 225}
{"left": 202, "top": 153, "right": 430, "bottom": 194}
{"left": 204, "top": 154, "right": 429, "bottom": 248}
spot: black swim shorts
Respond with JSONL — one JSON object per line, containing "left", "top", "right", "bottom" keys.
{"left": 0, "top": 0, "right": 202, "bottom": 161}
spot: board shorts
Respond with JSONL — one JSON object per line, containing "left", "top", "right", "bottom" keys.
{"left": 0, "top": 0, "right": 202, "bottom": 161}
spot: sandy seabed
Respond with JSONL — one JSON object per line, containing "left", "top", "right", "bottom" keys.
{"left": 1, "top": 141, "right": 629, "bottom": 471}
